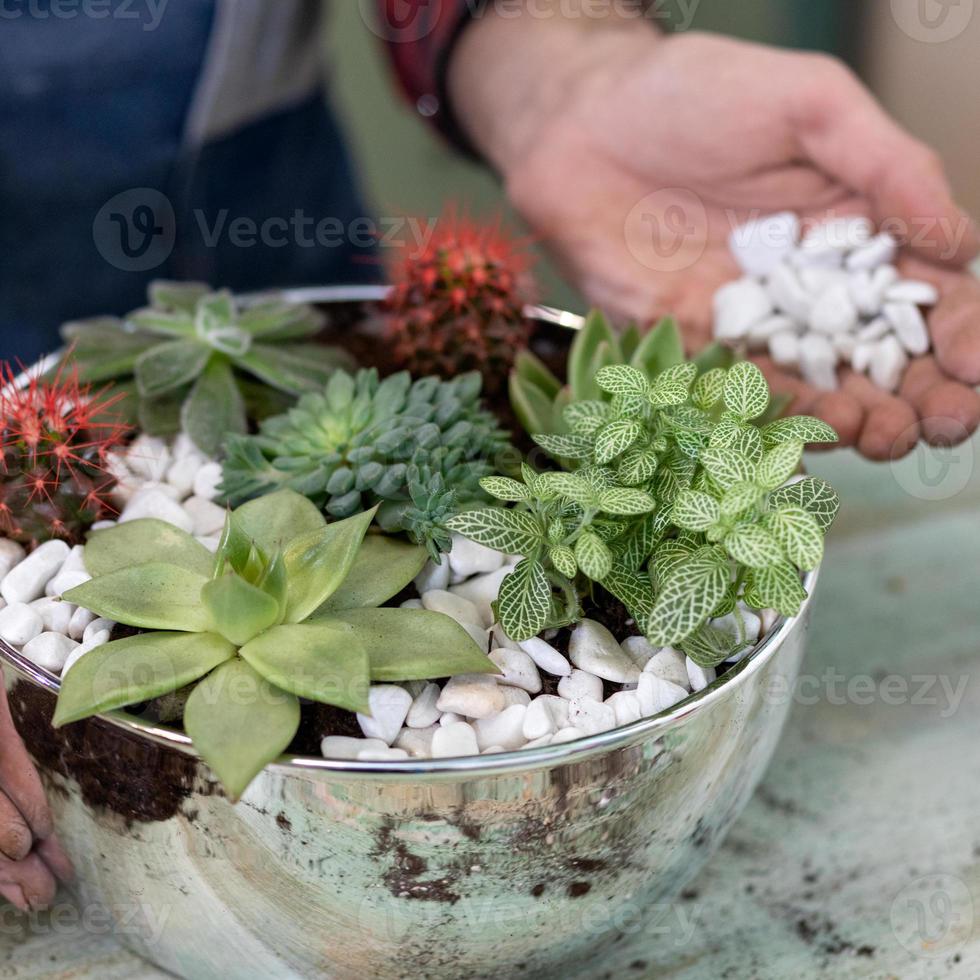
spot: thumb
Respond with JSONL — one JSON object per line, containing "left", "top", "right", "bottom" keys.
{"left": 788, "top": 58, "right": 978, "bottom": 267}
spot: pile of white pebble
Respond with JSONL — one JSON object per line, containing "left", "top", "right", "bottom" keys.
{"left": 0, "top": 435, "right": 773, "bottom": 762}
{"left": 714, "top": 213, "right": 938, "bottom": 392}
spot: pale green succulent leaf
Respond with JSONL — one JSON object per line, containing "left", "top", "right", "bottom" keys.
{"left": 509, "top": 373, "right": 556, "bottom": 437}
{"left": 569, "top": 311, "right": 618, "bottom": 401}
{"left": 84, "top": 519, "right": 214, "bottom": 578}
{"left": 181, "top": 357, "right": 247, "bottom": 457}
{"left": 134, "top": 340, "right": 211, "bottom": 398}
{"left": 233, "top": 488, "right": 327, "bottom": 557}
{"left": 630, "top": 316, "right": 684, "bottom": 376}
{"left": 201, "top": 572, "right": 281, "bottom": 645}
{"left": 514, "top": 349, "right": 562, "bottom": 398}
{"left": 315, "top": 536, "right": 428, "bottom": 614}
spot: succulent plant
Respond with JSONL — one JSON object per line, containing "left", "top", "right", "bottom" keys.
{"left": 0, "top": 361, "right": 128, "bottom": 546}
{"left": 219, "top": 368, "right": 513, "bottom": 560}
{"left": 449, "top": 351, "right": 841, "bottom": 664}
{"left": 385, "top": 212, "right": 535, "bottom": 394}
{"left": 56, "top": 490, "right": 495, "bottom": 798}
{"left": 59, "top": 281, "right": 354, "bottom": 457}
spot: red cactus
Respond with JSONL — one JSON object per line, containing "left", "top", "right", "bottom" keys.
{"left": 0, "top": 361, "right": 129, "bottom": 546}
{"left": 385, "top": 210, "right": 536, "bottom": 393}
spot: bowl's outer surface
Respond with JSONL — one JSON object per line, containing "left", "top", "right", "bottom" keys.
{"left": 1, "top": 292, "right": 816, "bottom": 978}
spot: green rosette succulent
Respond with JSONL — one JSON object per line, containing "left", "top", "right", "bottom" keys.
{"left": 59, "top": 281, "right": 354, "bottom": 457}
{"left": 55, "top": 489, "right": 495, "bottom": 799}
{"left": 219, "top": 368, "right": 513, "bottom": 560}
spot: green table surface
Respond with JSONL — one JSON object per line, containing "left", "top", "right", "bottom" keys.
{"left": 3, "top": 438, "right": 979, "bottom": 979}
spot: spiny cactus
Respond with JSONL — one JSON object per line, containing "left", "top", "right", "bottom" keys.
{"left": 385, "top": 212, "right": 535, "bottom": 394}
{"left": 219, "top": 368, "right": 512, "bottom": 560}
{"left": 0, "top": 362, "right": 128, "bottom": 546}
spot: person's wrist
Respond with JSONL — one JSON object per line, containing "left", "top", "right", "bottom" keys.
{"left": 448, "top": 7, "right": 661, "bottom": 176}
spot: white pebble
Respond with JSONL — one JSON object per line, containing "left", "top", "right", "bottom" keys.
{"left": 846, "top": 232, "right": 898, "bottom": 271}
{"left": 886, "top": 280, "right": 939, "bottom": 306}
{"left": 883, "top": 302, "right": 930, "bottom": 356}
{"left": 499, "top": 686, "right": 531, "bottom": 708}
{"left": 421, "top": 589, "right": 484, "bottom": 630}
{"left": 196, "top": 536, "right": 221, "bottom": 554}
{"left": 518, "top": 636, "right": 572, "bottom": 677}
{"left": 61, "top": 636, "right": 103, "bottom": 676}
{"left": 557, "top": 669, "right": 603, "bottom": 703}
{"left": 768, "top": 330, "right": 801, "bottom": 368}
{"left": 68, "top": 605, "right": 97, "bottom": 640}
{"left": 491, "top": 623, "right": 523, "bottom": 652}
{"left": 809, "top": 282, "right": 858, "bottom": 336}
{"left": 714, "top": 278, "right": 773, "bottom": 341}
{"left": 461, "top": 623, "right": 490, "bottom": 654}
{"left": 30, "top": 597, "right": 75, "bottom": 635}
{"left": 766, "top": 264, "right": 812, "bottom": 321}
{"left": 621, "top": 635, "right": 658, "bottom": 669}
{"left": 400, "top": 598, "right": 423, "bottom": 610}
{"left": 851, "top": 341, "right": 876, "bottom": 374}
{"left": 798, "top": 333, "right": 838, "bottom": 390}
{"left": 321, "top": 736, "right": 389, "bottom": 760}
{"left": 406, "top": 682, "right": 441, "bottom": 729}
{"left": 848, "top": 270, "right": 884, "bottom": 318}
{"left": 869, "top": 335, "right": 909, "bottom": 392}
{"left": 436, "top": 674, "right": 504, "bottom": 719}
{"left": 523, "top": 696, "right": 569, "bottom": 740}
{"left": 447, "top": 534, "right": 504, "bottom": 582}
{"left": 394, "top": 725, "right": 438, "bottom": 758}
{"left": 1, "top": 540, "right": 70, "bottom": 605}
{"left": 356, "top": 685, "right": 413, "bottom": 745}
{"left": 686, "top": 659, "right": 717, "bottom": 692}
{"left": 439, "top": 712, "right": 464, "bottom": 726}
{"left": 166, "top": 452, "right": 207, "bottom": 497}
{"left": 643, "top": 648, "right": 691, "bottom": 689}
{"left": 126, "top": 435, "right": 171, "bottom": 482}
{"left": 728, "top": 211, "right": 800, "bottom": 277}
{"left": 192, "top": 462, "right": 224, "bottom": 501}
{"left": 449, "top": 567, "right": 509, "bottom": 627}
{"left": 473, "top": 704, "right": 527, "bottom": 751}
{"left": 82, "top": 618, "right": 115, "bottom": 644}
{"left": 637, "top": 674, "right": 689, "bottom": 716}
{"left": 183, "top": 496, "right": 227, "bottom": 537}
{"left": 431, "top": 721, "right": 479, "bottom": 758}
{"left": 45, "top": 562, "right": 91, "bottom": 599}
{"left": 551, "top": 727, "right": 586, "bottom": 745}
{"left": 833, "top": 334, "right": 857, "bottom": 362}
{"left": 0, "top": 540, "right": 26, "bottom": 580}
{"left": 414, "top": 558, "right": 450, "bottom": 595}
{"left": 521, "top": 735, "right": 553, "bottom": 750}
{"left": 800, "top": 216, "right": 873, "bottom": 256}
{"left": 567, "top": 697, "right": 617, "bottom": 735}
{"left": 0, "top": 603, "right": 44, "bottom": 646}
{"left": 606, "top": 690, "right": 642, "bottom": 727}
{"left": 489, "top": 648, "right": 541, "bottom": 694}
{"left": 747, "top": 314, "right": 797, "bottom": 350}
{"left": 21, "top": 632, "right": 78, "bottom": 673}
{"left": 856, "top": 317, "right": 891, "bottom": 343}
{"left": 120, "top": 489, "right": 194, "bottom": 533}
{"left": 568, "top": 620, "right": 641, "bottom": 683}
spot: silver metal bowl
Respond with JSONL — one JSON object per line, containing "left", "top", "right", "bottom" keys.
{"left": 1, "top": 292, "right": 818, "bottom": 979}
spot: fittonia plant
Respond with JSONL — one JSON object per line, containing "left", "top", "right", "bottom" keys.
{"left": 54, "top": 490, "right": 495, "bottom": 797}
{"left": 59, "top": 281, "right": 353, "bottom": 456}
{"left": 447, "top": 356, "right": 840, "bottom": 666}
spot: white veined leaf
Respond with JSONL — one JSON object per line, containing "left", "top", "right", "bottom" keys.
{"left": 723, "top": 361, "right": 770, "bottom": 421}
{"left": 745, "top": 562, "right": 807, "bottom": 617}
{"left": 729, "top": 424, "right": 764, "bottom": 463}
{"left": 617, "top": 512, "right": 663, "bottom": 572}
{"left": 648, "top": 363, "right": 697, "bottom": 407}
{"left": 563, "top": 400, "right": 610, "bottom": 437}
{"left": 532, "top": 432, "right": 594, "bottom": 460}
{"left": 673, "top": 428, "right": 710, "bottom": 460}
{"left": 691, "top": 368, "right": 727, "bottom": 411}
{"left": 579, "top": 465, "right": 614, "bottom": 493}
{"left": 682, "top": 623, "right": 741, "bottom": 668}
{"left": 598, "top": 486, "right": 657, "bottom": 516}
{"left": 590, "top": 518, "right": 628, "bottom": 542}
{"left": 521, "top": 462, "right": 541, "bottom": 494}
{"left": 601, "top": 565, "right": 655, "bottom": 625}
{"left": 723, "top": 523, "right": 784, "bottom": 568}
{"left": 535, "top": 471, "right": 597, "bottom": 508}
{"left": 700, "top": 446, "right": 758, "bottom": 491}
{"left": 479, "top": 476, "right": 531, "bottom": 502}
{"left": 610, "top": 391, "right": 648, "bottom": 417}
{"left": 497, "top": 559, "right": 553, "bottom": 642}
{"left": 594, "top": 418, "right": 644, "bottom": 464}
{"left": 549, "top": 545, "right": 578, "bottom": 579}
{"left": 762, "top": 416, "right": 839, "bottom": 448}
{"left": 765, "top": 505, "right": 824, "bottom": 570}
{"left": 719, "top": 481, "right": 762, "bottom": 521}
{"left": 662, "top": 405, "right": 713, "bottom": 434}
{"left": 767, "top": 477, "right": 840, "bottom": 530}
{"left": 756, "top": 440, "right": 804, "bottom": 490}
{"left": 547, "top": 519, "right": 566, "bottom": 544}
{"left": 574, "top": 531, "right": 613, "bottom": 580}
{"left": 650, "top": 540, "right": 697, "bottom": 586}
{"left": 616, "top": 446, "right": 659, "bottom": 486}
{"left": 646, "top": 549, "right": 731, "bottom": 646}
{"left": 595, "top": 364, "right": 648, "bottom": 396}
{"left": 671, "top": 490, "right": 721, "bottom": 532}
{"left": 445, "top": 508, "right": 545, "bottom": 557}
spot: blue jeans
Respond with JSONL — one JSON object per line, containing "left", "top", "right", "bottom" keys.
{"left": 0, "top": 0, "right": 377, "bottom": 364}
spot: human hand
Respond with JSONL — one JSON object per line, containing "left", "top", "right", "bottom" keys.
{"left": 0, "top": 675, "right": 72, "bottom": 911}
{"left": 451, "top": 22, "right": 980, "bottom": 459}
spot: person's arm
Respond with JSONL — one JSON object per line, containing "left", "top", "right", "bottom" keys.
{"left": 448, "top": 12, "right": 980, "bottom": 460}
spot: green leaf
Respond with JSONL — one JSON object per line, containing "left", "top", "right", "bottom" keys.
{"left": 671, "top": 490, "right": 721, "bottom": 532}
{"left": 692, "top": 341, "right": 735, "bottom": 376}
{"left": 184, "top": 659, "right": 300, "bottom": 801}
{"left": 148, "top": 279, "right": 210, "bottom": 313}
{"left": 233, "top": 488, "right": 326, "bottom": 557}
{"left": 691, "top": 368, "right": 727, "bottom": 411}
{"left": 445, "top": 508, "right": 544, "bottom": 557}
{"left": 549, "top": 545, "right": 578, "bottom": 578}
{"left": 597, "top": 487, "right": 656, "bottom": 516}
{"left": 723, "top": 524, "right": 784, "bottom": 568}
{"left": 594, "top": 418, "right": 643, "bottom": 465}
{"left": 532, "top": 432, "right": 593, "bottom": 461}
{"left": 719, "top": 481, "right": 763, "bottom": 521}
{"left": 64, "top": 564, "right": 211, "bottom": 632}
{"left": 181, "top": 357, "right": 247, "bottom": 457}
{"left": 768, "top": 477, "right": 840, "bottom": 531}
{"left": 745, "top": 562, "right": 807, "bottom": 616}
{"left": 765, "top": 506, "right": 824, "bottom": 570}
{"left": 650, "top": 538, "right": 698, "bottom": 586}
{"left": 618, "top": 512, "right": 663, "bottom": 572}
{"left": 595, "top": 364, "right": 648, "bottom": 396}
{"left": 496, "top": 559, "right": 552, "bottom": 642}
{"left": 646, "top": 549, "right": 730, "bottom": 646}
{"left": 201, "top": 572, "right": 281, "bottom": 645}
{"left": 563, "top": 400, "right": 610, "bottom": 437}
{"left": 574, "top": 531, "right": 613, "bottom": 580}
{"left": 569, "top": 311, "right": 618, "bottom": 401}
{"left": 509, "top": 374, "right": 557, "bottom": 438}
{"left": 648, "top": 363, "right": 697, "bottom": 407}
{"left": 756, "top": 440, "right": 804, "bottom": 490}
{"left": 601, "top": 565, "right": 655, "bottom": 625}
{"left": 129, "top": 309, "right": 197, "bottom": 339}
{"left": 535, "top": 471, "right": 597, "bottom": 507}
{"left": 762, "top": 416, "right": 839, "bottom": 448}
{"left": 53, "top": 632, "right": 236, "bottom": 727}
{"left": 59, "top": 319, "right": 158, "bottom": 382}
{"left": 315, "top": 536, "right": 428, "bottom": 613}
{"left": 235, "top": 343, "right": 343, "bottom": 394}
{"left": 480, "top": 476, "right": 532, "bottom": 502}
{"left": 630, "top": 317, "right": 684, "bottom": 376}
{"left": 139, "top": 386, "right": 189, "bottom": 438}
{"left": 616, "top": 446, "right": 658, "bottom": 486}
{"left": 514, "top": 349, "right": 562, "bottom": 399}
{"left": 682, "top": 623, "right": 741, "bottom": 668}
{"left": 700, "top": 447, "right": 758, "bottom": 491}
{"left": 239, "top": 622, "right": 370, "bottom": 712}
{"left": 723, "top": 361, "right": 770, "bottom": 420}
{"left": 325, "top": 608, "right": 496, "bottom": 681}
{"left": 237, "top": 300, "right": 324, "bottom": 340}
{"left": 84, "top": 519, "right": 214, "bottom": 577}
{"left": 134, "top": 340, "right": 211, "bottom": 398}
{"left": 282, "top": 508, "right": 376, "bottom": 622}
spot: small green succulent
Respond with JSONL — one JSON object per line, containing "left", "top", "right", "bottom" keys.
{"left": 219, "top": 368, "right": 513, "bottom": 560}
{"left": 59, "top": 281, "right": 354, "bottom": 457}
{"left": 55, "top": 490, "right": 494, "bottom": 798}
{"left": 448, "top": 357, "right": 840, "bottom": 665}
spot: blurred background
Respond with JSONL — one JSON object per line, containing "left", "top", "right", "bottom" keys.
{"left": 329, "top": 0, "right": 980, "bottom": 310}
